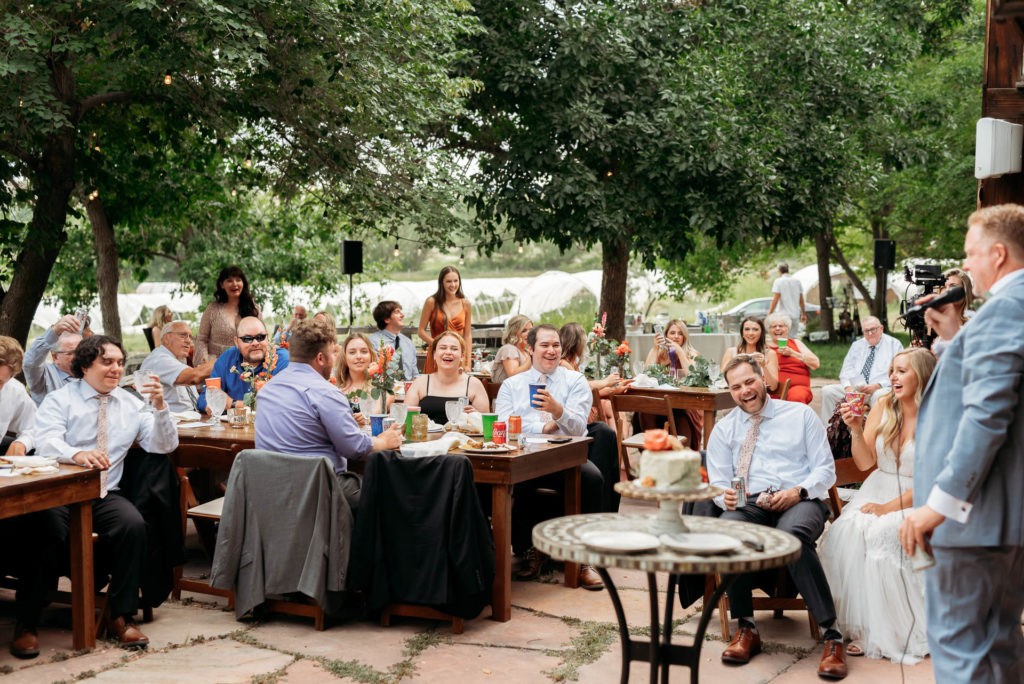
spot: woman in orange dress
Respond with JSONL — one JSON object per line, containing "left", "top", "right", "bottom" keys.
{"left": 765, "top": 312, "right": 819, "bottom": 404}
{"left": 417, "top": 266, "right": 472, "bottom": 373}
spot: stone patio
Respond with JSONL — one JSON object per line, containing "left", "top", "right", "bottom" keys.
{"left": 0, "top": 382, "right": 942, "bottom": 682}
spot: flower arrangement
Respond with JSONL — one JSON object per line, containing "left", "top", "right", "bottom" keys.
{"left": 353, "top": 344, "right": 403, "bottom": 414}
{"left": 587, "top": 312, "right": 620, "bottom": 378}
{"left": 230, "top": 345, "right": 280, "bottom": 408}
{"left": 614, "top": 340, "right": 633, "bottom": 378}
{"left": 678, "top": 355, "right": 714, "bottom": 388}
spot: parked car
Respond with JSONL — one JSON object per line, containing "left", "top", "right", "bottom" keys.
{"left": 724, "top": 297, "right": 820, "bottom": 326}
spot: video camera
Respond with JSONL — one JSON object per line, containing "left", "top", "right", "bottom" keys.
{"left": 900, "top": 264, "right": 946, "bottom": 347}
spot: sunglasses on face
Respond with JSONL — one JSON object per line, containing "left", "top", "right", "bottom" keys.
{"left": 239, "top": 333, "right": 268, "bottom": 344}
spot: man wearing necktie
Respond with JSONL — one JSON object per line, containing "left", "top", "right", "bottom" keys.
{"left": 707, "top": 355, "right": 846, "bottom": 678}
{"left": 370, "top": 301, "right": 419, "bottom": 380}
{"left": 29, "top": 336, "right": 178, "bottom": 650}
{"left": 819, "top": 317, "right": 904, "bottom": 424}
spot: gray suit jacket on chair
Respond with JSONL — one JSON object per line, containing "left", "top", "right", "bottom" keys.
{"left": 210, "top": 449, "right": 354, "bottom": 617}
{"left": 915, "top": 273, "right": 1024, "bottom": 548}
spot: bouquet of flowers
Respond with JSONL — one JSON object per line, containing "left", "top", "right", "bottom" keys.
{"left": 354, "top": 345, "right": 404, "bottom": 414}
{"left": 230, "top": 346, "right": 280, "bottom": 408}
{"left": 587, "top": 312, "right": 620, "bottom": 378}
{"left": 614, "top": 340, "right": 633, "bottom": 378}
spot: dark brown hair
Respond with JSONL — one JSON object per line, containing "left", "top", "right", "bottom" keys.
{"left": 214, "top": 266, "right": 259, "bottom": 319}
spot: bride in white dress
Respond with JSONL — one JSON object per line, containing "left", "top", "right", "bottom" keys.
{"left": 819, "top": 348, "right": 936, "bottom": 665}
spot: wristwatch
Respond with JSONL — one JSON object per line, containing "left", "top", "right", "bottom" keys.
{"left": 798, "top": 487, "right": 809, "bottom": 501}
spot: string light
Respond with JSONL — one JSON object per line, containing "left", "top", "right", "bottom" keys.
{"left": 244, "top": 152, "right": 252, "bottom": 168}
{"left": 88, "top": 189, "right": 99, "bottom": 201}
{"left": 231, "top": 189, "right": 237, "bottom": 197}
{"left": 163, "top": 71, "right": 172, "bottom": 86}
{"left": 605, "top": 170, "right": 613, "bottom": 177}
{"left": 393, "top": 241, "right": 400, "bottom": 257}
{"left": 93, "top": 145, "right": 100, "bottom": 152}
{"left": 459, "top": 250, "right": 465, "bottom": 266}
{"left": 517, "top": 243, "right": 524, "bottom": 254}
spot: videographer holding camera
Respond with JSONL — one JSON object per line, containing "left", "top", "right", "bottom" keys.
{"left": 898, "top": 204, "right": 1024, "bottom": 682}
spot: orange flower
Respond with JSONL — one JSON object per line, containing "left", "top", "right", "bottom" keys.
{"left": 367, "top": 363, "right": 380, "bottom": 377}
{"left": 253, "top": 379, "right": 267, "bottom": 392}
{"left": 616, "top": 341, "right": 631, "bottom": 356}
{"left": 642, "top": 429, "right": 670, "bottom": 451}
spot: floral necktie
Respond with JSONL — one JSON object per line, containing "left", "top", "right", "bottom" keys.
{"left": 736, "top": 414, "right": 764, "bottom": 486}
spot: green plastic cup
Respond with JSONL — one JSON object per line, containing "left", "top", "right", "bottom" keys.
{"left": 777, "top": 338, "right": 788, "bottom": 348}
{"left": 405, "top": 406, "right": 421, "bottom": 437}
{"left": 481, "top": 413, "right": 498, "bottom": 441}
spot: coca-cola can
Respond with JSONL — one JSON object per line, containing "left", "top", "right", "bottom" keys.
{"left": 492, "top": 421, "right": 507, "bottom": 444}
{"left": 731, "top": 477, "right": 747, "bottom": 508}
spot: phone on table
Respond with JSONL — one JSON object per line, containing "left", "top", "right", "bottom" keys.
{"left": 547, "top": 436, "right": 572, "bottom": 444}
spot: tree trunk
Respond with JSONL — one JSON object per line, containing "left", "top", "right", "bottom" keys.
{"left": 814, "top": 232, "right": 835, "bottom": 341}
{"left": 85, "top": 194, "right": 122, "bottom": 342}
{"left": 600, "top": 236, "right": 629, "bottom": 342}
{"left": 0, "top": 134, "right": 75, "bottom": 346}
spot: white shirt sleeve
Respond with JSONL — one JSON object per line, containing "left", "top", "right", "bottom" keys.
{"left": 838, "top": 340, "right": 863, "bottom": 388}
{"left": 2, "top": 381, "right": 37, "bottom": 451}
{"left": 34, "top": 391, "right": 80, "bottom": 463}
{"left": 797, "top": 408, "right": 836, "bottom": 500}
{"left": 136, "top": 405, "right": 180, "bottom": 455}
{"left": 22, "top": 328, "right": 58, "bottom": 400}
{"left": 926, "top": 484, "right": 972, "bottom": 524}
{"left": 554, "top": 373, "right": 590, "bottom": 437}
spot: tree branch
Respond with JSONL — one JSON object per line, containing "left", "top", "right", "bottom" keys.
{"left": 78, "top": 91, "right": 133, "bottom": 118}
{"left": 0, "top": 140, "right": 39, "bottom": 173}
{"left": 827, "top": 234, "right": 873, "bottom": 305}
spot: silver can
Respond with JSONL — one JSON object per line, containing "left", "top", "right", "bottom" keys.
{"left": 731, "top": 477, "right": 747, "bottom": 508}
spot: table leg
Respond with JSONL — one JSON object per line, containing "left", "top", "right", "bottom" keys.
{"left": 490, "top": 484, "right": 513, "bottom": 622}
{"left": 702, "top": 409, "right": 716, "bottom": 450}
{"left": 647, "top": 573, "right": 660, "bottom": 684}
{"left": 563, "top": 465, "right": 580, "bottom": 589}
{"left": 661, "top": 575, "right": 676, "bottom": 684}
{"left": 68, "top": 501, "right": 95, "bottom": 650}
{"left": 596, "top": 567, "right": 632, "bottom": 684}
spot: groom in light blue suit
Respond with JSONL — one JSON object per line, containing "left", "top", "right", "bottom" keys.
{"left": 900, "top": 204, "right": 1024, "bottom": 684}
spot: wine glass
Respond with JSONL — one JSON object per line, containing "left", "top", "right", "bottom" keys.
{"left": 206, "top": 387, "right": 228, "bottom": 431}
{"left": 132, "top": 370, "right": 155, "bottom": 412}
{"left": 445, "top": 400, "right": 462, "bottom": 427}
{"left": 708, "top": 362, "right": 722, "bottom": 386}
{"left": 389, "top": 402, "right": 407, "bottom": 429}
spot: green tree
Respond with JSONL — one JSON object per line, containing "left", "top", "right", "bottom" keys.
{"left": 1, "top": 0, "right": 477, "bottom": 344}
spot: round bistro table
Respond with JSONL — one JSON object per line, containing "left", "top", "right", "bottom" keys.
{"left": 534, "top": 513, "right": 801, "bottom": 684}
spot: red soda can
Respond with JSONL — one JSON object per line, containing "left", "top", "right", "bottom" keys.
{"left": 492, "top": 421, "right": 507, "bottom": 444}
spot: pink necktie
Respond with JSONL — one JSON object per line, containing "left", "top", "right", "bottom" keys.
{"left": 97, "top": 394, "right": 110, "bottom": 454}
{"left": 736, "top": 414, "right": 764, "bottom": 486}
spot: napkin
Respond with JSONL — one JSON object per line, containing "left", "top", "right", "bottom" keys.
{"left": 400, "top": 432, "right": 470, "bottom": 459}
{"left": 454, "top": 412, "right": 483, "bottom": 433}
{"left": 3, "top": 455, "right": 58, "bottom": 469}
{"left": 171, "top": 410, "right": 201, "bottom": 422}
{"left": 630, "top": 373, "right": 659, "bottom": 388}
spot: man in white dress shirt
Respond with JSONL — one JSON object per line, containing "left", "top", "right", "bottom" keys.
{"left": 21, "top": 313, "right": 82, "bottom": 405}
{"left": 139, "top": 320, "right": 214, "bottom": 413}
{"left": 818, "top": 317, "right": 903, "bottom": 423}
{"left": 707, "top": 355, "right": 846, "bottom": 679}
{"left": 495, "top": 324, "right": 610, "bottom": 590}
{"left": 31, "top": 335, "right": 178, "bottom": 650}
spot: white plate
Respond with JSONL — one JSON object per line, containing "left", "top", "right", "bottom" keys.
{"left": 631, "top": 478, "right": 709, "bottom": 494}
{"left": 581, "top": 531, "right": 660, "bottom": 554}
{"left": 660, "top": 533, "right": 743, "bottom": 555}
{"left": 459, "top": 444, "right": 517, "bottom": 455}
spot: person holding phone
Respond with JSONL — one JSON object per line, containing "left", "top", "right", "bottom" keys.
{"left": 644, "top": 319, "right": 698, "bottom": 373}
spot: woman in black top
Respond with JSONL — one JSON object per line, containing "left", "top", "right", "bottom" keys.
{"left": 406, "top": 330, "right": 488, "bottom": 424}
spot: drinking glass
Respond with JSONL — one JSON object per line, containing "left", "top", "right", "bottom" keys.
{"left": 358, "top": 397, "right": 375, "bottom": 420}
{"left": 206, "top": 387, "right": 228, "bottom": 431}
{"left": 132, "top": 370, "right": 155, "bottom": 412}
{"left": 389, "top": 402, "right": 407, "bottom": 429}
{"left": 445, "top": 400, "right": 462, "bottom": 427}
{"left": 708, "top": 362, "right": 722, "bottom": 385}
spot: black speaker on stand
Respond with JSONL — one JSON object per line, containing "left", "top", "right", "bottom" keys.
{"left": 873, "top": 239, "right": 896, "bottom": 270}
{"left": 341, "top": 241, "right": 363, "bottom": 330}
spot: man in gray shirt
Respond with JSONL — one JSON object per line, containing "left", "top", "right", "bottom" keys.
{"left": 139, "top": 320, "right": 214, "bottom": 412}
{"left": 22, "top": 314, "right": 82, "bottom": 405}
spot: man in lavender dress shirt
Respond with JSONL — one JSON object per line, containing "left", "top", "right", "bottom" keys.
{"left": 255, "top": 318, "right": 402, "bottom": 510}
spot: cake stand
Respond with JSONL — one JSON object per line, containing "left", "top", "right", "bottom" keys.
{"left": 614, "top": 480, "right": 724, "bottom": 536}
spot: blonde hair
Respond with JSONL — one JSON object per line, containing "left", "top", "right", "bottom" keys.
{"left": 875, "top": 348, "right": 936, "bottom": 458}
{"left": 429, "top": 329, "right": 467, "bottom": 363}
{"left": 942, "top": 268, "right": 974, "bottom": 324}
{"left": 149, "top": 305, "right": 171, "bottom": 328}
{"left": 334, "top": 332, "right": 374, "bottom": 388}
{"left": 502, "top": 315, "right": 532, "bottom": 346}
{"left": 968, "top": 204, "right": 1024, "bottom": 260}
{"left": 0, "top": 335, "right": 24, "bottom": 375}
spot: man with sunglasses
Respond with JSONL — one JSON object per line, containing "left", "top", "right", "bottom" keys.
{"left": 22, "top": 313, "right": 83, "bottom": 405}
{"left": 139, "top": 320, "right": 215, "bottom": 413}
{"left": 197, "top": 317, "right": 289, "bottom": 413}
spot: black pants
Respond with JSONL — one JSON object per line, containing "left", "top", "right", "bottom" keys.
{"left": 587, "top": 422, "right": 620, "bottom": 515}
{"left": 720, "top": 499, "right": 837, "bottom": 626}
{"left": 0, "top": 511, "right": 65, "bottom": 625}
{"left": 511, "top": 453, "right": 604, "bottom": 555}
{"left": 48, "top": 492, "right": 148, "bottom": 618}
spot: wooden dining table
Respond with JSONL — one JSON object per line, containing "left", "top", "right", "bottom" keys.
{"left": 175, "top": 422, "right": 589, "bottom": 622}
{"left": 0, "top": 465, "right": 102, "bottom": 650}
{"left": 625, "top": 386, "right": 736, "bottom": 449}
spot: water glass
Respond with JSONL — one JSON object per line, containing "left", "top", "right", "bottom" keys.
{"left": 445, "top": 400, "right": 462, "bottom": 426}
{"left": 132, "top": 370, "right": 154, "bottom": 412}
{"left": 389, "top": 402, "right": 408, "bottom": 428}
{"left": 206, "top": 387, "right": 228, "bottom": 431}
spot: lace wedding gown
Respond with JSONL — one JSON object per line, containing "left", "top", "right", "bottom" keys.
{"left": 819, "top": 437, "right": 928, "bottom": 665}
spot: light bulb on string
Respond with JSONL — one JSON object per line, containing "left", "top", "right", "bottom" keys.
{"left": 393, "top": 241, "right": 400, "bottom": 258}
{"left": 459, "top": 250, "right": 465, "bottom": 266}
{"left": 244, "top": 153, "right": 253, "bottom": 169}
{"left": 517, "top": 243, "right": 524, "bottom": 254}
{"left": 163, "top": 71, "right": 172, "bottom": 86}
{"left": 88, "top": 189, "right": 99, "bottom": 201}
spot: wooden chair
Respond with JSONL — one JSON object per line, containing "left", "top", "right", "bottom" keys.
{"left": 170, "top": 442, "right": 244, "bottom": 605}
{"left": 778, "top": 378, "right": 791, "bottom": 401}
{"left": 609, "top": 394, "right": 678, "bottom": 479}
{"left": 483, "top": 379, "right": 502, "bottom": 412}
{"left": 704, "top": 455, "right": 875, "bottom": 641}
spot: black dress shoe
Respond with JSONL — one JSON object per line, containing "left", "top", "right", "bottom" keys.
{"left": 10, "top": 622, "right": 39, "bottom": 659}
{"left": 514, "top": 546, "right": 549, "bottom": 580}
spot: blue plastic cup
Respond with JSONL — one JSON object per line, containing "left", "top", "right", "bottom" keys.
{"left": 529, "top": 383, "right": 547, "bottom": 409}
{"left": 370, "top": 414, "right": 387, "bottom": 436}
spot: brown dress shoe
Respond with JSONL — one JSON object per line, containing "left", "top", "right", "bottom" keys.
{"left": 721, "top": 625, "right": 761, "bottom": 664}
{"left": 106, "top": 616, "right": 149, "bottom": 649}
{"left": 578, "top": 565, "right": 604, "bottom": 590}
{"left": 10, "top": 622, "right": 39, "bottom": 659}
{"left": 817, "top": 640, "right": 847, "bottom": 679}
{"left": 514, "top": 547, "right": 549, "bottom": 580}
